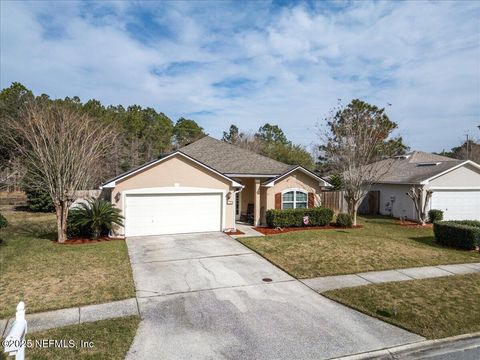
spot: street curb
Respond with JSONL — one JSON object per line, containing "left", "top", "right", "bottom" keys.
{"left": 2, "top": 298, "right": 139, "bottom": 335}
{"left": 331, "top": 332, "right": 480, "bottom": 359}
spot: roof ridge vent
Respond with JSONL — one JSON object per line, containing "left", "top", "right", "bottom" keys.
{"left": 394, "top": 154, "right": 411, "bottom": 160}
{"left": 416, "top": 162, "right": 441, "bottom": 167}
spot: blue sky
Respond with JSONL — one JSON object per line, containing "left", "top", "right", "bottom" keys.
{"left": 1, "top": 0, "right": 479, "bottom": 153}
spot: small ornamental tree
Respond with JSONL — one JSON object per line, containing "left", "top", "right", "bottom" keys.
{"left": 407, "top": 186, "right": 433, "bottom": 225}
{"left": 320, "top": 99, "right": 408, "bottom": 225}
{"left": 6, "top": 101, "right": 117, "bottom": 242}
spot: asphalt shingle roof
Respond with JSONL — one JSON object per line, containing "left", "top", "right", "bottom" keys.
{"left": 179, "top": 136, "right": 294, "bottom": 175}
{"left": 372, "top": 151, "right": 462, "bottom": 184}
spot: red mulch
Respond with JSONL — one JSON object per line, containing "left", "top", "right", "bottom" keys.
{"left": 54, "top": 237, "right": 125, "bottom": 245}
{"left": 224, "top": 229, "right": 245, "bottom": 235}
{"left": 396, "top": 220, "right": 433, "bottom": 228}
{"left": 253, "top": 224, "right": 362, "bottom": 235}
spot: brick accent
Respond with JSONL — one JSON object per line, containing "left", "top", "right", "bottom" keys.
{"left": 275, "top": 193, "right": 281, "bottom": 209}
{"left": 308, "top": 192, "right": 315, "bottom": 208}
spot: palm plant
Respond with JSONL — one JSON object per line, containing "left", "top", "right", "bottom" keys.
{"left": 69, "top": 198, "right": 123, "bottom": 239}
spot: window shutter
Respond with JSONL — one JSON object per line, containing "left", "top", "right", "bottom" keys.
{"left": 275, "top": 193, "right": 281, "bottom": 209}
{"left": 308, "top": 192, "right": 315, "bottom": 208}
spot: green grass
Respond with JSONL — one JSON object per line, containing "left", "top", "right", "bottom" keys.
{"left": 239, "top": 216, "right": 480, "bottom": 278}
{"left": 0, "top": 316, "right": 140, "bottom": 360}
{"left": 324, "top": 273, "right": 480, "bottom": 339}
{"left": 0, "top": 205, "right": 135, "bottom": 319}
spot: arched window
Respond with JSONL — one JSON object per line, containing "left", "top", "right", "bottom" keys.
{"left": 282, "top": 189, "right": 308, "bottom": 209}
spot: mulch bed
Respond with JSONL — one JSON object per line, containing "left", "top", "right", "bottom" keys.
{"left": 253, "top": 224, "right": 362, "bottom": 235}
{"left": 224, "top": 229, "right": 245, "bottom": 235}
{"left": 54, "top": 237, "right": 125, "bottom": 245}
{"left": 396, "top": 220, "right": 433, "bottom": 228}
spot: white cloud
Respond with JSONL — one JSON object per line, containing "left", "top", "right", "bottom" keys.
{"left": 1, "top": 0, "right": 478, "bottom": 152}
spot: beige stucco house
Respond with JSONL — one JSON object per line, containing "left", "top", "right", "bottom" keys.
{"left": 101, "top": 136, "right": 330, "bottom": 237}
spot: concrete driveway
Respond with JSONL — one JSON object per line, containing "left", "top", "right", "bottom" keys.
{"left": 126, "top": 232, "right": 423, "bottom": 360}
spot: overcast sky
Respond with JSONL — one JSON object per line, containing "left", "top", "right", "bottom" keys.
{"left": 1, "top": 0, "right": 479, "bottom": 153}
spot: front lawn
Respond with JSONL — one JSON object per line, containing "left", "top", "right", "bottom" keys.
{"left": 0, "top": 205, "right": 135, "bottom": 319}
{"left": 239, "top": 216, "right": 480, "bottom": 278}
{"left": 323, "top": 273, "right": 480, "bottom": 339}
{"left": 0, "top": 316, "right": 139, "bottom": 360}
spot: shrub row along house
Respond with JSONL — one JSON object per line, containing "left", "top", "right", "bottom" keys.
{"left": 100, "top": 136, "right": 331, "bottom": 236}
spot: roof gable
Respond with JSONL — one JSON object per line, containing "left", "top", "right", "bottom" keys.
{"left": 372, "top": 151, "right": 468, "bottom": 184}
{"left": 422, "top": 160, "right": 480, "bottom": 185}
{"left": 101, "top": 151, "right": 242, "bottom": 188}
{"left": 263, "top": 166, "right": 331, "bottom": 187}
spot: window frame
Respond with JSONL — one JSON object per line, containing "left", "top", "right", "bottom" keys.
{"left": 281, "top": 188, "right": 309, "bottom": 209}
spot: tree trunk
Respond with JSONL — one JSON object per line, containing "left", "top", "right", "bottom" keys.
{"left": 54, "top": 201, "right": 68, "bottom": 243}
{"left": 61, "top": 202, "right": 68, "bottom": 241}
{"left": 346, "top": 196, "right": 358, "bottom": 226}
{"left": 351, "top": 200, "right": 358, "bottom": 226}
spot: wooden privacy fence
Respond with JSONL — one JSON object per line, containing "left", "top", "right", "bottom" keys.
{"left": 321, "top": 190, "right": 380, "bottom": 215}
{"left": 0, "top": 191, "right": 27, "bottom": 206}
{"left": 321, "top": 190, "right": 348, "bottom": 214}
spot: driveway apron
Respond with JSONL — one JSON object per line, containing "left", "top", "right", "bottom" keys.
{"left": 126, "top": 232, "right": 423, "bottom": 360}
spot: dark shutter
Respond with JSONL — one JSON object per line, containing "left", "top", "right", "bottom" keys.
{"left": 308, "top": 192, "right": 315, "bottom": 208}
{"left": 275, "top": 193, "right": 281, "bottom": 209}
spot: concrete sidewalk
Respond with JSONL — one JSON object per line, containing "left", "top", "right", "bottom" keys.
{"left": 1, "top": 298, "right": 139, "bottom": 336}
{"left": 231, "top": 223, "right": 265, "bottom": 238}
{"left": 302, "top": 263, "right": 480, "bottom": 293}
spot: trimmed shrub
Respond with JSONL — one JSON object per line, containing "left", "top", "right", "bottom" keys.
{"left": 428, "top": 209, "right": 443, "bottom": 223}
{"left": 336, "top": 213, "right": 353, "bottom": 228}
{"left": 67, "top": 211, "right": 90, "bottom": 238}
{"left": 266, "top": 207, "right": 334, "bottom": 228}
{"left": 25, "top": 189, "right": 54, "bottom": 212}
{"left": 433, "top": 220, "right": 480, "bottom": 250}
{"left": 0, "top": 212, "right": 7, "bottom": 245}
{"left": 68, "top": 198, "right": 123, "bottom": 239}
{"left": 0, "top": 212, "right": 8, "bottom": 230}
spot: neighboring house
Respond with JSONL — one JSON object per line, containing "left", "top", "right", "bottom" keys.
{"left": 101, "top": 136, "right": 330, "bottom": 237}
{"left": 365, "top": 151, "right": 480, "bottom": 221}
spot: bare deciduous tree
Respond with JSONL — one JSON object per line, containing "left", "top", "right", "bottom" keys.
{"left": 7, "top": 101, "right": 117, "bottom": 242}
{"left": 406, "top": 186, "right": 433, "bottom": 225}
{"left": 320, "top": 100, "right": 406, "bottom": 225}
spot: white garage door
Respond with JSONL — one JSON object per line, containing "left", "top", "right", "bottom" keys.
{"left": 125, "top": 193, "right": 223, "bottom": 237}
{"left": 431, "top": 190, "right": 480, "bottom": 221}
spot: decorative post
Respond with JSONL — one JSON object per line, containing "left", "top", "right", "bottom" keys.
{"left": 3, "top": 302, "right": 27, "bottom": 360}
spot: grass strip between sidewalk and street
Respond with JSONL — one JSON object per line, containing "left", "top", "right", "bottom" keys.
{"left": 323, "top": 273, "right": 480, "bottom": 339}
{"left": 0, "top": 316, "right": 139, "bottom": 360}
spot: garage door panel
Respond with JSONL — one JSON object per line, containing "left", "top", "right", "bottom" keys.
{"left": 125, "top": 193, "right": 222, "bottom": 236}
{"left": 431, "top": 190, "right": 480, "bottom": 221}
